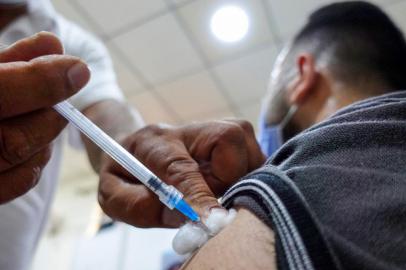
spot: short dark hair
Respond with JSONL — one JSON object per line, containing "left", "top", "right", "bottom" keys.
{"left": 292, "top": 1, "right": 406, "bottom": 92}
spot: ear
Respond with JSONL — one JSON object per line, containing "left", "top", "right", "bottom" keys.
{"left": 288, "top": 53, "right": 318, "bottom": 104}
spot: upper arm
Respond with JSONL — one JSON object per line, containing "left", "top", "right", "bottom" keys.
{"left": 181, "top": 208, "right": 277, "bottom": 270}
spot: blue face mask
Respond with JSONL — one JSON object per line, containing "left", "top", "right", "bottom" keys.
{"left": 258, "top": 106, "right": 298, "bottom": 157}
{"left": 258, "top": 120, "right": 283, "bottom": 157}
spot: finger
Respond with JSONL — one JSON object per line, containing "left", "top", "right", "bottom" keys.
{"left": 224, "top": 119, "right": 266, "bottom": 170}
{"left": 130, "top": 127, "right": 221, "bottom": 218}
{"left": 0, "top": 32, "right": 63, "bottom": 62}
{"left": 196, "top": 160, "right": 230, "bottom": 196}
{"left": 164, "top": 158, "right": 220, "bottom": 220}
{"left": 183, "top": 121, "right": 249, "bottom": 188}
{"left": 100, "top": 153, "right": 214, "bottom": 226}
{"left": 0, "top": 108, "right": 67, "bottom": 170}
{"left": 104, "top": 130, "right": 221, "bottom": 223}
{"left": 98, "top": 171, "right": 165, "bottom": 228}
{"left": 0, "top": 54, "right": 90, "bottom": 119}
{"left": 0, "top": 145, "right": 51, "bottom": 204}
{"left": 208, "top": 121, "right": 250, "bottom": 184}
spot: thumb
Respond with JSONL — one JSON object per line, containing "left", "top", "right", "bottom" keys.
{"left": 166, "top": 159, "right": 222, "bottom": 222}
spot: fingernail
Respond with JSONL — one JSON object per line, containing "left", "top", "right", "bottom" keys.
{"left": 67, "top": 62, "right": 90, "bottom": 90}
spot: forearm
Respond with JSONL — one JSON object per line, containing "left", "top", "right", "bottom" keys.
{"left": 81, "top": 99, "right": 143, "bottom": 173}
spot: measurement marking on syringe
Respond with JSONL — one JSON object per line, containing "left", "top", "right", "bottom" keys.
{"left": 54, "top": 100, "right": 199, "bottom": 221}
{"left": 147, "top": 176, "right": 163, "bottom": 191}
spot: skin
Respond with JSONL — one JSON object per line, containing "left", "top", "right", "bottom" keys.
{"left": 98, "top": 46, "right": 388, "bottom": 267}
{"left": 0, "top": 3, "right": 140, "bottom": 203}
{"left": 99, "top": 119, "right": 266, "bottom": 227}
{"left": 0, "top": 32, "right": 90, "bottom": 203}
{"left": 281, "top": 53, "right": 389, "bottom": 136}
{"left": 98, "top": 50, "right": 372, "bottom": 227}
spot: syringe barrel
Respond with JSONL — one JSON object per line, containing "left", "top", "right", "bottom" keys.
{"left": 146, "top": 176, "right": 183, "bottom": 209}
{"left": 54, "top": 101, "right": 186, "bottom": 213}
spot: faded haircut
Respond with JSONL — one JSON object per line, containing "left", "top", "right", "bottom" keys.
{"left": 286, "top": 1, "right": 406, "bottom": 94}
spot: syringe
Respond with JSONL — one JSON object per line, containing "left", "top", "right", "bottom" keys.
{"left": 54, "top": 100, "right": 200, "bottom": 222}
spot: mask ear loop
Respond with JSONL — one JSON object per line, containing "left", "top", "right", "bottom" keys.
{"left": 279, "top": 105, "right": 298, "bottom": 128}
{"left": 261, "top": 88, "right": 289, "bottom": 126}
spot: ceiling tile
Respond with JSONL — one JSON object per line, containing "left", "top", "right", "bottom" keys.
{"left": 52, "top": 0, "right": 98, "bottom": 34}
{"left": 384, "top": 1, "right": 406, "bottom": 34}
{"left": 267, "top": 0, "right": 337, "bottom": 40}
{"left": 178, "top": 0, "right": 274, "bottom": 64}
{"left": 212, "top": 46, "right": 277, "bottom": 106}
{"left": 111, "top": 13, "right": 204, "bottom": 85}
{"left": 371, "top": 0, "right": 403, "bottom": 6}
{"left": 110, "top": 58, "right": 145, "bottom": 98}
{"left": 128, "top": 92, "right": 178, "bottom": 124}
{"left": 75, "top": 0, "right": 167, "bottom": 36}
{"left": 168, "top": 0, "right": 195, "bottom": 6}
{"left": 155, "top": 71, "right": 232, "bottom": 120}
{"left": 182, "top": 108, "right": 236, "bottom": 122}
{"left": 105, "top": 46, "right": 145, "bottom": 97}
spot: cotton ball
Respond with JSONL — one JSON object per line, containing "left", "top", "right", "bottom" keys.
{"left": 172, "top": 223, "right": 208, "bottom": 255}
{"left": 224, "top": 208, "right": 237, "bottom": 224}
{"left": 172, "top": 208, "right": 237, "bottom": 255}
{"left": 204, "top": 208, "right": 237, "bottom": 235}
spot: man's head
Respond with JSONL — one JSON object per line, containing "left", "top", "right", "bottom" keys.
{"left": 263, "top": 1, "right": 406, "bottom": 142}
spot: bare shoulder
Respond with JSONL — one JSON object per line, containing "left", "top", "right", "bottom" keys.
{"left": 181, "top": 208, "right": 276, "bottom": 270}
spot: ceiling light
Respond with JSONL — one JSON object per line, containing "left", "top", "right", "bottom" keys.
{"left": 210, "top": 5, "right": 249, "bottom": 43}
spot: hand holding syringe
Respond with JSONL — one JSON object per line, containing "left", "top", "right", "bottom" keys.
{"left": 54, "top": 101, "right": 200, "bottom": 223}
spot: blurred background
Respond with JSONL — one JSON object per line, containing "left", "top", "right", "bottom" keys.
{"left": 31, "top": 0, "right": 406, "bottom": 269}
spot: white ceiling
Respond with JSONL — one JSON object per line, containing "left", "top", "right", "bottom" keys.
{"left": 51, "top": 0, "right": 406, "bottom": 126}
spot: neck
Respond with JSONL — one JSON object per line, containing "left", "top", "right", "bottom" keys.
{"left": 0, "top": 4, "right": 27, "bottom": 31}
{"left": 315, "top": 79, "right": 389, "bottom": 124}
